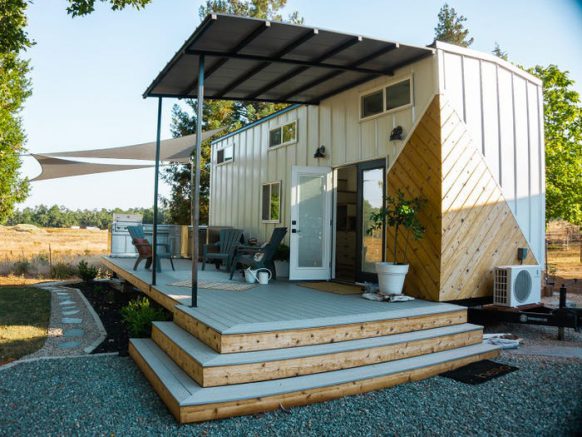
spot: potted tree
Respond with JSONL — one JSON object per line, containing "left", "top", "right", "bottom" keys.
{"left": 273, "top": 244, "right": 290, "bottom": 278}
{"left": 368, "top": 190, "right": 426, "bottom": 295}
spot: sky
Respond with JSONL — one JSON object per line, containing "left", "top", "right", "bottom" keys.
{"left": 19, "top": 0, "right": 582, "bottom": 211}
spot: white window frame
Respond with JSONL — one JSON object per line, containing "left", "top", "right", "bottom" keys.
{"left": 261, "top": 180, "right": 282, "bottom": 223}
{"left": 216, "top": 143, "right": 234, "bottom": 166}
{"left": 359, "top": 76, "right": 414, "bottom": 121}
{"left": 268, "top": 120, "right": 297, "bottom": 149}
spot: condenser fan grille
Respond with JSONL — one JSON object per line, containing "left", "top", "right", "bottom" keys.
{"left": 514, "top": 270, "right": 532, "bottom": 303}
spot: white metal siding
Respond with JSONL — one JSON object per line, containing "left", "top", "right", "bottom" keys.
{"left": 438, "top": 43, "right": 545, "bottom": 264}
{"left": 210, "top": 55, "right": 436, "bottom": 243}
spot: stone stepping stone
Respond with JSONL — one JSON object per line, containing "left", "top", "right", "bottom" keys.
{"left": 59, "top": 300, "right": 75, "bottom": 306}
{"left": 62, "top": 317, "right": 82, "bottom": 324}
{"left": 62, "top": 309, "right": 80, "bottom": 316}
{"left": 63, "top": 328, "right": 84, "bottom": 338}
{"left": 59, "top": 341, "right": 81, "bottom": 349}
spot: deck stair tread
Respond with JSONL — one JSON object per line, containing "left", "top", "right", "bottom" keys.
{"left": 153, "top": 321, "right": 482, "bottom": 367}
{"left": 174, "top": 299, "right": 466, "bottom": 334}
{"left": 131, "top": 338, "right": 500, "bottom": 407}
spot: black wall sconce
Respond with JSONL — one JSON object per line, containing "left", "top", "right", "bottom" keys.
{"left": 390, "top": 126, "right": 404, "bottom": 141}
{"left": 314, "top": 145, "right": 326, "bottom": 158}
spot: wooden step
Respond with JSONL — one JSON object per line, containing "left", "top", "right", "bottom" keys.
{"left": 173, "top": 304, "right": 468, "bottom": 353}
{"left": 151, "top": 321, "right": 483, "bottom": 387}
{"left": 129, "top": 338, "right": 500, "bottom": 424}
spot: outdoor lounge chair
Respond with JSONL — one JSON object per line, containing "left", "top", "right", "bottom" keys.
{"left": 202, "top": 228, "right": 244, "bottom": 271}
{"left": 229, "top": 227, "right": 287, "bottom": 280}
{"left": 127, "top": 225, "right": 175, "bottom": 272}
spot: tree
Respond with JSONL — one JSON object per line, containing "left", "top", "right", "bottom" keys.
{"left": 66, "top": 0, "right": 152, "bottom": 17}
{"left": 528, "top": 65, "right": 582, "bottom": 225}
{"left": 434, "top": 3, "right": 474, "bottom": 47}
{"left": 163, "top": 0, "right": 301, "bottom": 225}
{"left": 0, "top": 0, "right": 32, "bottom": 223}
{"left": 0, "top": 0, "right": 154, "bottom": 223}
{"left": 492, "top": 42, "right": 508, "bottom": 61}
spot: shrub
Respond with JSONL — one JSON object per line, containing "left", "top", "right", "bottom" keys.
{"left": 274, "top": 244, "right": 290, "bottom": 261}
{"left": 77, "top": 260, "right": 98, "bottom": 282}
{"left": 12, "top": 260, "right": 31, "bottom": 276}
{"left": 50, "top": 262, "right": 77, "bottom": 279}
{"left": 32, "top": 253, "right": 49, "bottom": 265}
{"left": 121, "top": 297, "right": 169, "bottom": 338}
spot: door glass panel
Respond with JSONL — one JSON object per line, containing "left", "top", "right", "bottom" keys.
{"left": 361, "top": 168, "right": 384, "bottom": 273}
{"left": 297, "top": 174, "right": 324, "bottom": 268}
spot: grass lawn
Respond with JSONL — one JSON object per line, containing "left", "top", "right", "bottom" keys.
{"left": 0, "top": 287, "right": 51, "bottom": 365}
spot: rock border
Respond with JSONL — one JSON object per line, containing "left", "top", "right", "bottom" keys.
{"left": 0, "top": 281, "right": 112, "bottom": 370}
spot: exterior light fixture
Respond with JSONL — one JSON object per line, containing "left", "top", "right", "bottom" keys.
{"left": 390, "top": 126, "right": 403, "bottom": 141}
{"left": 314, "top": 145, "right": 326, "bottom": 158}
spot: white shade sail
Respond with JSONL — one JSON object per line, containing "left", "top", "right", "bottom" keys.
{"left": 30, "top": 154, "right": 155, "bottom": 181}
{"left": 39, "top": 129, "right": 222, "bottom": 163}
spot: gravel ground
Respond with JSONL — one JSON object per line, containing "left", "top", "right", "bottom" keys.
{"left": 0, "top": 354, "right": 580, "bottom": 436}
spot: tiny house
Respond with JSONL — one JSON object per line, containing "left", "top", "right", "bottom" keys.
{"left": 114, "top": 14, "right": 547, "bottom": 422}
{"left": 209, "top": 41, "right": 544, "bottom": 301}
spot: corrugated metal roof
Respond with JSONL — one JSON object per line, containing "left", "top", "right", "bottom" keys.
{"left": 144, "top": 14, "right": 434, "bottom": 104}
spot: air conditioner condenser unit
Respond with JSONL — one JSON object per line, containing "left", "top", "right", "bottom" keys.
{"left": 493, "top": 265, "right": 542, "bottom": 307}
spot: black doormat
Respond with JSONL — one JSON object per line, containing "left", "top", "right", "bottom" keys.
{"left": 440, "top": 360, "right": 518, "bottom": 385}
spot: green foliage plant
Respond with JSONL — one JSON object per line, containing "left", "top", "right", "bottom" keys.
{"left": 121, "top": 297, "right": 169, "bottom": 338}
{"left": 274, "top": 244, "right": 290, "bottom": 262}
{"left": 50, "top": 262, "right": 77, "bottom": 279}
{"left": 528, "top": 65, "right": 582, "bottom": 225}
{"left": 12, "top": 260, "right": 31, "bottom": 276}
{"left": 0, "top": 0, "right": 154, "bottom": 224}
{"left": 77, "top": 260, "right": 98, "bottom": 282}
{"left": 434, "top": 3, "right": 474, "bottom": 47}
{"left": 368, "top": 190, "right": 426, "bottom": 265}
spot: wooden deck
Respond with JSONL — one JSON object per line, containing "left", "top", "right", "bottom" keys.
{"left": 102, "top": 256, "right": 465, "bottom": 334}
{"left": 102, "top": 256, "right": 499, "bottom": 423}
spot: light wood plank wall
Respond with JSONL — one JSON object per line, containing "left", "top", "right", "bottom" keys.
{"left": 386, "top": 97, "right": 443, "bottom": 301}
{"left": 386, "top": 94, "right": 537, "bottom": 301}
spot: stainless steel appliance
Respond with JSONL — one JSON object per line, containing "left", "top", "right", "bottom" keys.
{"left": 109, "top": 213, "right": 143, "bottom": 257}
{"left": 109, "top": 213, "right": 214, "bottom": 259}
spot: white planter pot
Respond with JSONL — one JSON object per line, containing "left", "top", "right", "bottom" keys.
{"left": 376, "top": 262, "right": 409, "bottom": 295}
{"left": 274, "top": 260, "right": 289, "bottom": 278}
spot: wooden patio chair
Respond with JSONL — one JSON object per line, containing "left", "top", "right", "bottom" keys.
{"left": 127, "top": 225, "right": 175, "bottom": 273}
{"left": 202, "top": 228, "right": 244, "bottom": 271}
{"left": 229, "top": 227, "right": 287, "bottom": 280}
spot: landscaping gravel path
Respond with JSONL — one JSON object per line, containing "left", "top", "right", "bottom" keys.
{"left": 0, "top": 353, "right": 580, "bottom": 436}
{"left": 13, "top": 283, "right": 107, "bottom": 363}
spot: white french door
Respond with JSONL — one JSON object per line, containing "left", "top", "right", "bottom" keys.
{"left": 289, "top": 166, "right": 332, "bottom": 280}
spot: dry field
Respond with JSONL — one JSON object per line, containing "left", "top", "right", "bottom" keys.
{"left": 0, "top": 224, "right": 108, "bottom": 259}
{"left": 0, "top": 225, "right": 108, "bottom": 284}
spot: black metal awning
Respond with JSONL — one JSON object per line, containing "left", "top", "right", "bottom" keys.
{"left": 144, "top": 14, "right": 434, "bottom": 104}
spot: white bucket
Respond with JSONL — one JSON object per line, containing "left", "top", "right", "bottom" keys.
{"left": 257, "top": 269, "right": 272, "bottom": 285}
{"left": 244, "top": 268, "right": 272, "bottom": 285}
{"left": 376, "top": 262, "right": 409, "bottom": 295}
{"left": 244, "top": 268, "right": 257, "bottom": 284}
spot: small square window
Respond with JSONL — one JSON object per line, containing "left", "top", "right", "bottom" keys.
{"left": 217, "top": 144, "right": 233, "bottom": 164}
{"left": 282, "top": 122, "right": 296, "bottom": 143}
{"left": 361, "top": 90, "right": 383, "bottom": 118}
{"left": 386, "top": 80, "right": 411, "bottom": 111}
{"left": 270, "top": 121, "right": 296, "bottom": 148}
{"left": 262, "top": 182, "right": 281, "bottom": 222}
{"left": 269, "top": 128, "right": 282, "bottom": 147}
